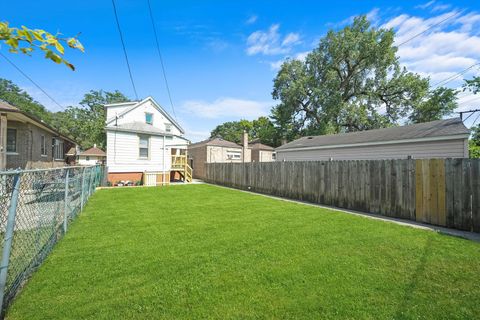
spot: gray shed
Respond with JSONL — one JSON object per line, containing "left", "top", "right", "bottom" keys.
{"left": 275, "top": 118, "right": 470, "bottom": 161}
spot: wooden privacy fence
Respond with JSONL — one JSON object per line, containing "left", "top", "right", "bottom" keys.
{"left": 205, "top": 159, "right": 480, "bottom": 233}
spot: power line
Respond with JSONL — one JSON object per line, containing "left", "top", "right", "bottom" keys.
{"left": 146, "top": 0, "right": 177, "bottom": 120}
{"left": 111, "top": 0, "right": 139, "bottom": 101}
{"left": 0, "top": 51, "right": 66, "bottom": 111}
{"left": 432, "top": 62, "right": 480, "bottom": 88}
{"left": 397, "top": 11, "right": 461, "bottom": 47}
{"left": 471, "top": 112, "right": 480, "bottom": 126}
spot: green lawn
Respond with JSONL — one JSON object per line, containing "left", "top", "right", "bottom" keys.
{"left": 7, "top": 184, "right": 480, "bottom": 319}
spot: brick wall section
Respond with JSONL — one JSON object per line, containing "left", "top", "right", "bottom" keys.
{"left": 6, "top": 120, "right": 67, "bottom": 169}
{"left": 108, "top": 172, "right": 143, "bottom": 184}
{"left": 188, "top": 145, "right": 207, "bottom": 179}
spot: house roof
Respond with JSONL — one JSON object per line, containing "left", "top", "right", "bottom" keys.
{"left": 276, "top": 118, "right": 470, "bottom": 151}
{"left": 0, "top": 100, "right": 78, "bottom": 145}
{"left": 105, "top": 122, "right": 190, "bottom": 143}
{"left": 189, "top": 137, "right": 242, "bottom": 148}
{"left": 249, "top": 141, "right": 274, "bottom": 151}
{"left": 105, "top": 97, "right": 185, "bottom": 134}
{"left": 66, "top": 147, "right": 77, "bottom": 156}
{"left": 80, "top": 146, "right": 106, "bottom": 157}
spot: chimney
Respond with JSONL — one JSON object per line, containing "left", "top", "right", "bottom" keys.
{"left": 281, "top": 138, "right": 287, "bottom": 145}
{"left": 94, "top": 143, "right": 97, "bottom": 148}
{"left": 242, "top": 130, "right": 249, "bottom": 163}
{"left": 242, "top": 130, "right": 248, "bottom": 148}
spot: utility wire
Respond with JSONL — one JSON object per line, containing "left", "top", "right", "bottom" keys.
{"left": 397, "top": 11, "right": 461, "bottom": 47}
{"left": 432, "top": 62, "right": 480, "bottom": 88}
{"left": 0, "top": 51, "right": 66, "bottom": 111}
{"left": 472, "top": 111, "right": 480, "bottom": 126}
{"left": 146, "top": 0, "right": 177, "bottom": 120}
{"left": 111, "top": 0, "right": 139, "bottom": 100}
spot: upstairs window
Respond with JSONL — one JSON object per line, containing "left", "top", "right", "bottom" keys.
{"left": 41, "top": 135, "right": 47, "bottom": 156}
{"left": 145, "top": 113, "right": 153, "bottom": 125}
{"left": 6, "top": 128, "right": 16, "bottom": 153}
{"left": 165, "top": 123, "right": 172, "bottom": 133}
{"left": 139, "top": 135, "right": 149, "bottom": 158}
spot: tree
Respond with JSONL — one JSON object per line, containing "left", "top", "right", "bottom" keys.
{"left": 409, "top": 87, "right": 458, "bottom": 123}
{"left": 0, "top": 78, "right": 52, "bottom": 123}
{"left": 210, "top": 117, "right": 280, "bottom": 147}
{"left": 464, "top": 76, "right": 480, "bottom": 94}
{"left": 52, "top": 90, "right": 130, "bottom": 149}
{"left": 0, "top": 22, "right": 84, "bottom": 70}
{"left": 271, "top": 16, "right": 457, "bottom": 140}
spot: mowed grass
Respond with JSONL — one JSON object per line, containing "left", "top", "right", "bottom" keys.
{"left": 7, "top": 184, "right": 480, "bottom": 319}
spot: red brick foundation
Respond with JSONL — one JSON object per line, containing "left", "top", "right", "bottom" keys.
{"left": 108, "top": 172, "right": 143, "bottom": 184}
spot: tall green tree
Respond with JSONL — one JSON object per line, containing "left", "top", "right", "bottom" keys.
{"left": 271, "top": 16, "right": 457, "bottom": 140}
{"left": 0, "top": 78, "right": 52, "bottom": 122}
{"left": 210, "top": 117, "right": 279, "bottom": 147}
{"left": 52, "top": 90, "right": 130, "bottom": 149}
{"left": 409, "top": 87, "right": 458, "bottom": 123}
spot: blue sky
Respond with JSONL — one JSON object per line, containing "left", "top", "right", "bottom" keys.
{"left": 2, "top": 0, "right": 480, "bottom": 141}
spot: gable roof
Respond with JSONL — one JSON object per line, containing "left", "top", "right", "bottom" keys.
{"left": 249, "top": 141, "right": 274, "bottom": 151}
{"left": 189, "top": 137, "right": 242, "bottom": 148}
{"left": 0, "top": 100, "right": 78, "bottom": 145}
{"left": 80, "top": 146, "right": 106, "bottom": 157}
{"left": 105, "top": 97, "right": 185, "bottom": 134}
{"left": 276, "top": 118, "right": 469, "bottom": 151}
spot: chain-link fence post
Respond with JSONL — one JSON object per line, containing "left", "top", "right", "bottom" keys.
{"left": 0, "top": 173, "right": 21, "bottom": 314}
{"left": 63, "top": 169, "right": 70, "bottom": 233}
{"left": 80, "top": 167, "right": 86, "bottom": 212}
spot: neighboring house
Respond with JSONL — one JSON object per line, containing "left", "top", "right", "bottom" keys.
{"left": 105, "top": 96, "right": 191, "bottom": 185}
{"left": 275, "top": 118, "right": 470, "bottom": 161}
{"left": 249, "top": 139, "right": 275, "bottom": 162}
{"left": 0, "top": 101, "right": 77, "bottom": 171}
{"left": 188, "top": 132, "right": 275, "bottom": 179}
{"left": 77, "top": 145, "right": 106, "bottom": 165}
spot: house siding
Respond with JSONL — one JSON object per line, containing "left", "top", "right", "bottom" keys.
{"left": 252, "top": 149, "right": 274, "bottom": 162}
{"left": 188, "top": 144, "right": 245, "bottom": 179}
{"left": 106, "top": 130, "right": 174, "bottom": 173}
{"left": 276, "top": 138, "right": 468, "bottom": 161}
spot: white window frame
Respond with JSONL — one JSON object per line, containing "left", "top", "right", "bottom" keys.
{"left": 226, "top": 150, "right": 241, "bottom": 160}
{"left": 139, "top": 135, "right": 150, "bottom": 159}
{"left": 40, "top": 135, "right": 47, "bottom": 156}
{"left": 145, "top": 112, "right": 154, "bottom": 125}
{"left": 52, "top": 138, "right": 64, "bottom": 160}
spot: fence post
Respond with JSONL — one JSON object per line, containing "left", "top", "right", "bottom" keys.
{"left": 63, "top": 169, "right": 70, "bottom": 233}
{"left": 0, "top": 173, "right": 21, "bottom": 313}
{"left": 80, "top": 167, "right": 86, "bottom": 212}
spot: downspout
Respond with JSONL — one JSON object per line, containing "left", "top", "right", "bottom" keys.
{"left": 163, "top": 135, "right": 166, "bottom": 186}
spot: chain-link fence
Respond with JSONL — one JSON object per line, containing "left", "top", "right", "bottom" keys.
{"left": 0, "top": 165, "right": 105, "bottom": 315}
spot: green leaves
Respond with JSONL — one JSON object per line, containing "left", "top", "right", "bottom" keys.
{"left": 271, "top": 15, "right": 457, "bottom": 140}
{"left": 0, "top": 21, "right": 84, "bottom": 71}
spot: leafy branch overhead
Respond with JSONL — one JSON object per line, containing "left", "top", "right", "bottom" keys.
{"left": 0, "top": 22, "right": 84, "bottom": 70}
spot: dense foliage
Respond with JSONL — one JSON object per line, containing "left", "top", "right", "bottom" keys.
{"left": 210, "top": 117, "right": 279, "bottom": 147}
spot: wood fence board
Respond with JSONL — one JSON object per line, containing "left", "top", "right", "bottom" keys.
{"left": 205, "top": 158, "right": 480, "bottom": 233}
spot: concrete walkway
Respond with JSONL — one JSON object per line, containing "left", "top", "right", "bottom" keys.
{"left": 207, "top": 183, "right": 480, "bottom": 243}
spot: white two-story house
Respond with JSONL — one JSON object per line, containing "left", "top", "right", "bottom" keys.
{"left": 105, "top": 97, "right": 191, "bottom": 186}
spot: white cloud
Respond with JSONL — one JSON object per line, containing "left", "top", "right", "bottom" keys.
{"left": 246, "top": 15, "right": 258, "bottom": 25}
{"left": 381, "top": 9, "right": 480, "bottom": 88}
{"left": 246, "top": 24, "right": 301, "bottom": 56}
{"left": 415, "top": 1, "right": 436, "bottom": 10}
{"left": 432, "top": 4, "right": 451, "bottom": 12}
{"left": 180, "top": 98, "right": 271, "bottom": 119}
{"left": 282, "top": 33, "right": 301, "bottom": 46}
{"left": 269, "top": 51, "right": 310, "bottom": 70}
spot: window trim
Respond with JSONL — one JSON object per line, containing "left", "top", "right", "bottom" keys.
{"left": 145, "top": 112, "right": 154, "bottom": 125}
{"left": 6, "top": 128, "right": 17, "bottom": 154}
{"left": 138, "top": 134, "right": 150, "bottom": 159}
{"left": 165, "top": 123, "right": 172, "bottom": 133}
{"left": 40, "top": 135, "right": 47, "bottom": 157}
{"left": 52, "top": 138, "right": 64, "bottom": 161}
{"left": 226, "top": 150, "right": 241, "bottom": 160}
